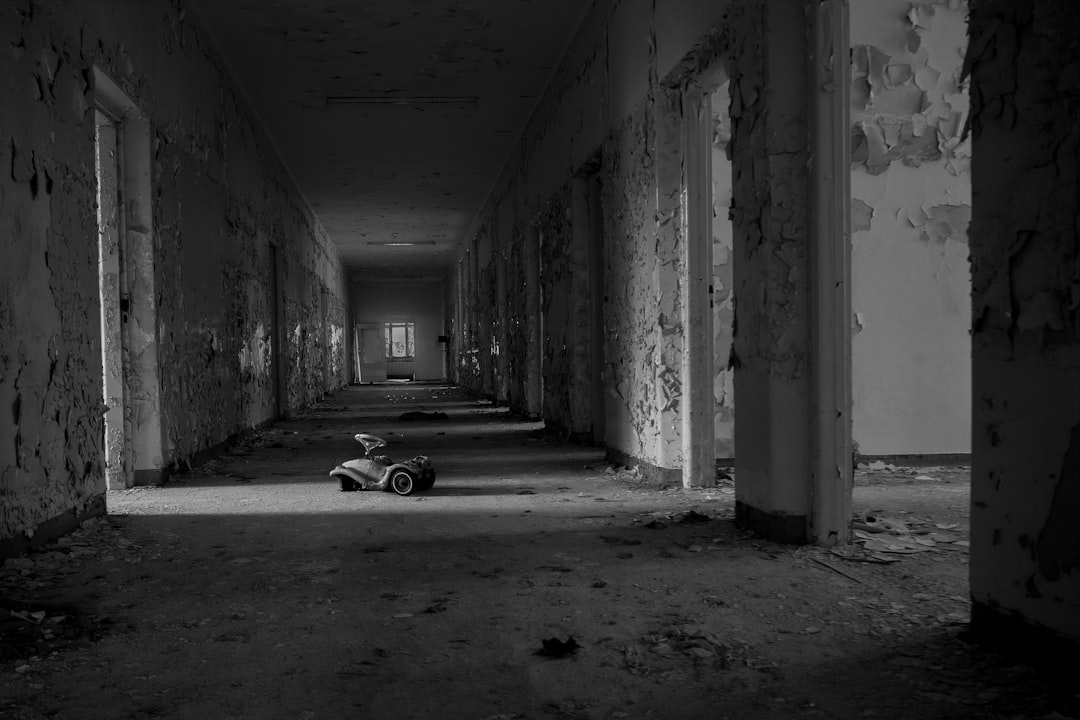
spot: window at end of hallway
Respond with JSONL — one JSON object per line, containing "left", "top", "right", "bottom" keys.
{"left": 384, "top": 322, "right": 415, "bottom": 361}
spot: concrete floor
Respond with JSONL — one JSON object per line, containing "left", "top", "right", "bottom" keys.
{"left": 1, "top": 384, "right": 1077, "bottom": 720}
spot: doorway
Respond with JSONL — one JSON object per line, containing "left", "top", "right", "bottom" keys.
{"left": 94, "top": 107, "right": 128, "bottom": 490}
{"left": 677, "top": 60, "right": 733, "bottom": 487}
{"left": 357, "top": 323, "right": 387, "bottom": 383}
{"left": 93, "top": 68, "right": 164, "bottom": 488}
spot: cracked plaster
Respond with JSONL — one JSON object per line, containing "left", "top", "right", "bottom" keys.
{"left": 447, "top": 0, "right": 735, "bottom": 476}
{"left": 849, "top": 0, "right": 972, "bottom": 456}
{"left": 967, "top": 0, "right": 1080, "bottom": 641}
{"left": 1, "top": 0, "right": 346, "bottom": 547}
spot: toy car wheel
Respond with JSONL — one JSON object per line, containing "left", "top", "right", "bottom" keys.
{"left": 389, "top": 469, "right": 416, "bottom": 496}
{"left": 417, "top": 469, "right": 436, "bottom": 492}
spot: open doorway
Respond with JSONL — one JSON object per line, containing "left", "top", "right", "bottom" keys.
{"left": 94, "top": 107, "right": 128, "bottom": 490}
{"left": 709, "top": 80, "right": 735, "bottom": 468}
{"left": 357, "top": 323, "right": 386, "bottom": 383}
{"left": 93, "top": 68, "right": 164, "bottom": 488}
{"left": 674, "top": 58, "right": 733, "bottom": 487}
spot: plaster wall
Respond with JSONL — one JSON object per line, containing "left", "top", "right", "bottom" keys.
{"left": 350, "top": 280, "right": 446, "bottom": 382}
{"left": 967, "top": 0, "right": 1080, "bottom": 642}
{"left": 711, "top": 82, "right": 735, "bottom": 460}
{"left": 728, "top": 0, "right": 814, "bottom": 521}
{"left": 449, "top": 0, "right": 733, "bottom": 473}
{"left": 850, "top": 0, "right": 972, "bottom": 456}
{"left": 0, "top": 0, "right": 346, "bottom": 548}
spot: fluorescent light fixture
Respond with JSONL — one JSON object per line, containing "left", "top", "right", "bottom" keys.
{"left": 325, "top": 96, "right": 478, "bottom": 106}
{"left": 367, "top": 241, "right": 437, "bottom": 247}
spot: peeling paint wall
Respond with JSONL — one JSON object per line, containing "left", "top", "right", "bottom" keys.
{"left": 711, "top": 81, "right": 735, "bottom": 460}
{"left": 850, "top": 0, "right": 972, "bottom": 456}
{"left": 967, "top": 0, "right": 1080, "bottom": 642}
{"left": 447, "top": 0, "right": 734, "bottom": 474}
{"left": 537, "top": 186, "right": 592, "bottom": 440}
{"left": 728, "top": 0, "right": 813, "bottom": 518}
{"left": 0, "top": 0, "right": 346, "bottom": 548}
{"left": 603, "top": 98, "right": 664, "bottom": 462}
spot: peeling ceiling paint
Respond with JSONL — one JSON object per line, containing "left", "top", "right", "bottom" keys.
{"left": 187, "top": 0, "right": 587, "bottom": 274}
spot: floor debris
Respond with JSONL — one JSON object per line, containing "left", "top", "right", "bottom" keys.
{"left": 398, "top": 411, "right": 449, "bottom": 421}
{"left": 2, "top": 387, "right": 1072, "bottom": 720}
{"left": 536, "top": 636, "right": 580, "bottom": 658}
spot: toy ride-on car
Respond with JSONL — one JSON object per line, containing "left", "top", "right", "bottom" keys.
{"left": 330, "top": 433, "right": 436, "bottom": 496}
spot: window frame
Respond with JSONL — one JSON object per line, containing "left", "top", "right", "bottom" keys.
{"left": 384, "top": 321, "right": 416, "bottom": 361}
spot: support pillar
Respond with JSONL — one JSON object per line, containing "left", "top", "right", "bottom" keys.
{"left": 967, "top": 0, "right": 1080, "bottom": 649}
{"left": 730, "top": 0, "right": 852, "bottom": 543}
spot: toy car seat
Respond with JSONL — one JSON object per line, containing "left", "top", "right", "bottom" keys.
{"left": 354, "top": 433, "right": 387, "bottom": 458}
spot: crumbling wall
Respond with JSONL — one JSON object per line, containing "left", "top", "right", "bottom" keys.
{"left": 449, "top": 0, "right": 734, "bottom": 472}
{"left": 454, "top": 240, "right": 482, "bottom": 393}
{"left": 850, "top": 0, "right": 971, "bottom": 456}
{"left": 537, "top": 185, "right": 592, "bottom": 440}
{"left": 0, "top": 0, "right": 104, "bottom": 544}
{"left": 503, "top": 221, "right": 531, "bottom": 413}
{"left": 598, "top": 101, "right": 663, "bottom": 461}
{"left": 0, "top": 0, "right": 346, "bottom": 549}
{"left": 727, "top": 0, "right": 813, "bottom": 521}
{"left": 140, "top": 3, "right": 347, "bottom": 459}
{"left": 967, "top": 0, "right": 1080, "bottom": 641}
{"left": 471, "top": 217, "right": 497, "bottom": 398}
{"left": 711, "top": 81, "right": 735, "bottom": 460}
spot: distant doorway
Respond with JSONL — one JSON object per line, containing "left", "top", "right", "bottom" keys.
{"left": 357, "top": 324, "right": 386, "bottom": 383}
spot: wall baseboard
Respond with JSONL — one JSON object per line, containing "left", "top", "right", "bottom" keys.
{"left": 855, "top": 453, "right": 971, "bottom": 467}
{"left": 0, "top": 494, "right": 107, "bottom": 560}
{"left": 605, "top": 448, "right": 681, "bottom": 489}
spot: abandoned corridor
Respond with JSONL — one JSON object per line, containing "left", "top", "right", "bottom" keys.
{"left": 2, "top": 384, "right": 1076, "bottom": 720}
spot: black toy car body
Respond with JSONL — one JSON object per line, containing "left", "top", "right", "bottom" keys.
{"left": 330, "top": 433, "right": 436, "bottom": 496}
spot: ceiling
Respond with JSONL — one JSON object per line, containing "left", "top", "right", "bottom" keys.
{"left": 188, "top": 0, "right": 588, "bottom": 276}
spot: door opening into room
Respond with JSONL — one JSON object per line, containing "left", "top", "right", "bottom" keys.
{"left": 94, "top": 107, "right": 128, "bottom": 490}
{"left": 93, "top": 67, "right": 164, "bottom": 487}
{"left": 358, "top": 323, "right": 386, "bottom": 383}
{"left": 675, "top": 58, "right": 734, "bottom": 488}
{"left": 707, "top": 78, "right": 735, "bottom": 472}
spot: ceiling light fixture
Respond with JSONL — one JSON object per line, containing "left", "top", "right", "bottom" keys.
{"left": 325, "top": 96, "right": 478, "bottom": 106}
{"left": 367, "top": 241, "right": 437, "bottom": 247}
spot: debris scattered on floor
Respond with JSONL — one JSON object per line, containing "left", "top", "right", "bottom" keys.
{"left": 639, "top": 509, "right": 715, "bottom": 530}
{"left": 599, "top": 535, "right": 641, "bottom": 546}
{"left": 398, "top": 411, "right": 449, "bottom": 421}
{"left": 536, "top": 636, "right": 580, "bottom": 658}
{"left": 859, "top": 460, "right": 902, "bottom": 472}
{"left": 622, "top": 625, "right": 738, "bottom": 676}
{"left": 848, "top": 512, "right": 969, "bottom": 559}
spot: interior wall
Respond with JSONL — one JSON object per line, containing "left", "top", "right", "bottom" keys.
{"left": 849, "top": 0, "right": 972, "bottom": 456}
{"left": 967, "top": 0, "right": 1080, "bottom": 643}
{"left": 0, "top": 0, "right": 346, "bottom": 550}
{"left": 538, "top": 186, "right": 592, "bottom": 440}
{"left": 446, "top": 0, "right": 735, "bottom": 474}
{"left": 351, "top": 279, "right": 446, "bottom": 382}
{"left": 711, "top": 81, "right": 735, "bottom": 460}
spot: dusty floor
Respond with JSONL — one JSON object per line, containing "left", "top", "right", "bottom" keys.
{"left": 1, "top": 384, "right": 1077, "bottom": 720}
